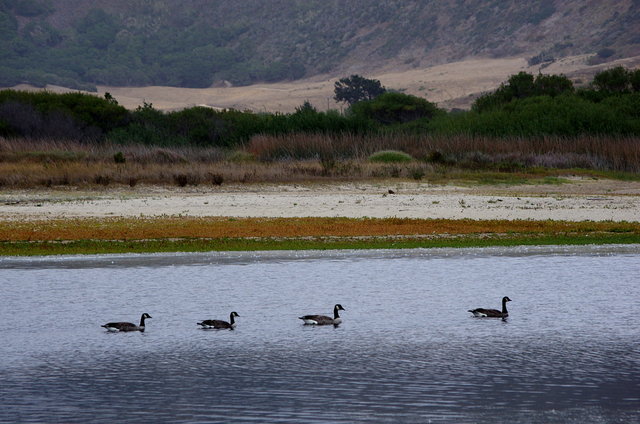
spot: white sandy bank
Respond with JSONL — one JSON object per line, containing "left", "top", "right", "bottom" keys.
{"left": 1, "top": 179, "right": 639, "bottom": 222}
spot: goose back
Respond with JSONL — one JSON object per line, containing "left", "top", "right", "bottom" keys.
{"left": 198, "top": 311, "right": 239, "bottom": 329}
{"left": 469, "top": 297, "right": 511, "bottom": 318}
{"left": 102, "top": 313, "right": 152, "bottom": 332}
{"left": 299, "top": 304, "right": 345, "bottom": 325}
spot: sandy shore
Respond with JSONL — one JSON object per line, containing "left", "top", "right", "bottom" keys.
{"left": 1, "top": 178, "right": 639, "bottom": 222}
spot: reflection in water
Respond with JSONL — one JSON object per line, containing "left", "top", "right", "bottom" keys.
{"left": 1, "top": 245, "right": 639, "bottom": 423}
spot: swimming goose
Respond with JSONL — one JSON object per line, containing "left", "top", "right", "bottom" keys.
{"left": 197, "top": 311, "right": 239, "bottom": 329}
{"left": 468, "top": 296, "right": 512, "bottom": 318}
{"left": 102, "top": 313, "right": 152, "bottom": 332}
{"left": 299, "top": 304, "right": 345, "bottom": 325}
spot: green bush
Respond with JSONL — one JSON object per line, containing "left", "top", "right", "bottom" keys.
{"left": 472, "top": 72, "right": 574, "bottom": 112}
{"left": 0, "top": 90, "right": 129, "bottom": 136}
{"left": 350, "top": 92, "right": 443, "bottom": 126}
{"left": 431, "top": 94, "right": 636, "bottom": 136}
{"left": 368, "top": 150, "right": 413, "bottom": 163}
{"left": 593, "top": 66, "right": 633, "bottom": 93}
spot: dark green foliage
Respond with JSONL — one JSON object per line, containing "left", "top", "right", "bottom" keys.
{"left": 108, "top": 100, "right": 372, "bottom": 147}
{"left": 592, "top": 66, "right": 633, "bottom": 93}
{"left": 350, "top": 92, "right": 442, "bottom": 125}
{"left": 75, "top": 9, "right": 119, "bottom": 50}
{"left": 334, "top": 75, "right": 387, "bottom": 106}
{"left": 532, "top": 74, "right": 575, "bottom": 97}
{"left": 3, "top": 67, "right": 640, "bottom": 148}
{"left": 631, "top": 69, "right": 640, "bottom": 92}
{"left": 431, "top": 93, "right": 639, "bottom": 136}
{"left": 0, "top": 90, "right": 129, "bottom": 140}
{"left": 13, "top": 0, "right": 53, "bottom": 17}
{"left": 113, "top": 151, "right": 126, "bottom": 164}
{"left": 473, "top": 72, "right": 574, "bottom": 112}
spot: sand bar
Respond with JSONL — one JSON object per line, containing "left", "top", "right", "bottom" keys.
{"left": 1, "top": 178, "right": 639, "bottom": 222}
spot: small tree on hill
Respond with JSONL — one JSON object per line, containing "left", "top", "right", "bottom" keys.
{"left": 334, "top": 74, "right": 386, "bottom": 106}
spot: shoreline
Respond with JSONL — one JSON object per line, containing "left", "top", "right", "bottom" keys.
{"left": 1, "top": 178, "right": 639, "bottom": 222}
{"left": 2, "top": 179, "right": 639, "bottom": 255}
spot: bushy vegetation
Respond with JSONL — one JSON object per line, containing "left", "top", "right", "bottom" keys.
{"left": 350, "top": 92, "right": 443, "bottom": 126}
{"left": 1, "top": 67, "right": 640, "bottom": 188}
{"left": 2, "top": 68, "right": 640, "bottom": 146}
{"left": 368, "top": 150, "right": 414, "bottom": 163}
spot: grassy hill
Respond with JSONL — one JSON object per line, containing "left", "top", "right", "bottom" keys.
{"left": 1, "top": 0, "right": 639, "bottom": 91}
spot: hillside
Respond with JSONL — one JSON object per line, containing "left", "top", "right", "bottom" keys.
{"left": 1, "top": 0, "right": 639, "bottom": 91}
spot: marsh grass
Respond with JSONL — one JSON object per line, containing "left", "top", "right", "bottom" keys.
{"left": 1, "top": 134, "right": 639, "bottom": 188}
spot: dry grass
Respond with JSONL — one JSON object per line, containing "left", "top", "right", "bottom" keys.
{"left": 1, "top": 216, "right": 638, "bottom": 242}
{"left": 1, "top": 134, "right": 639, "bottom": 189}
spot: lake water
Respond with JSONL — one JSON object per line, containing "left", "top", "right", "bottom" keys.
{"left": 1, "top": 245, "right": 639, "bottom": 423}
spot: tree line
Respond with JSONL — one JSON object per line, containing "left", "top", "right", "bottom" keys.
{"left": 0, "top": 67, "right": 639, "bottom": 147}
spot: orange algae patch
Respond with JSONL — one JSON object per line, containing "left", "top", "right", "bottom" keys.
{"left": 0, "top": 217, "right": 638, "bottom": 242}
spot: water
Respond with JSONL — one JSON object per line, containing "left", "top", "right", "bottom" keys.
{"left": 1, "top": 245, "right": 639, "bottom": 423}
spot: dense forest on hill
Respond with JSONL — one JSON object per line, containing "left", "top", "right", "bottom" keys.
{"left": 1, "top": 0, "right": 639, "bottom": 91}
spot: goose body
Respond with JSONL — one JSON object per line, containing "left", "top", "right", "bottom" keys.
{"left": 299, "top": 304, "right": 345, "bottom": 325}
{"left": 469, "top": 296, "right": 512, "bottom": 318}
{"left": 198, "top": 311, "right": 239, "bottom": 329}
{"left": 102, "top": 313, "right": 151, "bottom": 332}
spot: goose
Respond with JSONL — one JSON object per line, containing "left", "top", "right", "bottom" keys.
{"left": 468, "top": 296, "right": 512, "bottom": 318}
{"left": 299, "top": 304, "right": 345, "bottom": 325}
{"left": 102, "top": 313, "right": 152, "bottom": 332}
{"left": 197, "top": 311, "right": 239, "bottom": 329}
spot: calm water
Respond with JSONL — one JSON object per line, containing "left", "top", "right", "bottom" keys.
{"left": 1, "top": 245, "right": 639, "bottom": 423}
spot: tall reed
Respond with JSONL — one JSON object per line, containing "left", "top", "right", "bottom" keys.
{"left": 0, "top": 134, "right": 638, "bottom": 188}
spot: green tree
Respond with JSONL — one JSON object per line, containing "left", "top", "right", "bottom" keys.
{"left": 473, "top": 72, "right": 574, "bottom": 112}
{"left": 334, "top": 74, "right": 386, "bottom": 106}
{"left": 534, "top": 73, "right": 574, "bottom": 97}
{"left": 593, "top": 66, "right": 631, "bottom": 93}
{"left": 76, "top": 9, "right": 119, "bottom": 50}
{"left": 630, "top": 69, "right": 640, "bottom": 93}
{"left": 506, "top": 72, "right": 536, "bottom": 99}
{"left": 350, "top": 92, "right": 442, "bottom": 125}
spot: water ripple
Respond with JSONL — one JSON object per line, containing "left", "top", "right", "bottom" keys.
{"left": 1, "top": 246, "right": 639, "bottom": 423}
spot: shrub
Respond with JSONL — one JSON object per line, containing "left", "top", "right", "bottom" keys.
{"left": 208, "top": 172, "right": 224, "bottom": 185}
{"left": 593, "top": 66, "right": 631, "bottom": 93}
{"left": 410, "top": 166, "right": 426, "bottom": 180}
{"left": 350, "top": 92, "right": 442, "bottom": 125}
{"left": 173, "top": 173, "right": 200, "bottom": 187}
{"left": 472, "top": 72, "right": 574, "bottom": 112}
{"left": 368, "top": 150, "right": 413, "bottom": 163}
{"left": 113, "top": 151, "right": 126, "bottom": 163}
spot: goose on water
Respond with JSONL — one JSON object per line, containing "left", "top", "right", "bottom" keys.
{"left": 299, "top": 304, "right": 345, "bottom": 325}
{"left": 468, "top": 296, "right": 512, "bottom": 318}
{"left": 102, "top": 313, "right": 152, "bottom": 332}
{"left": 197, "top": 311, "right": 239, "bottom": 329}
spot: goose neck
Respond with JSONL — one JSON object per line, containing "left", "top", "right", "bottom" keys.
{"left": 333, "top": 306, "right": 341, "bottom": 320}
{"left": 502, "top": 299, "right": 509, "bottom": 314}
